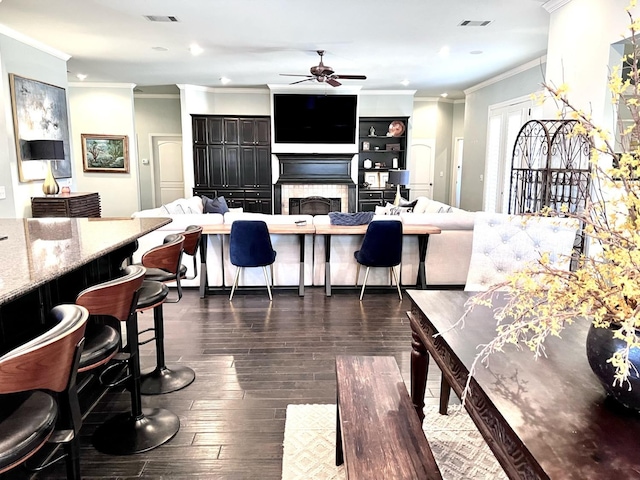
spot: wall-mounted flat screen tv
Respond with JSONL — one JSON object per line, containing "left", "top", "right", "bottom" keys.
{"left": 273, "top": 93, "right": 357, "bottom": 144}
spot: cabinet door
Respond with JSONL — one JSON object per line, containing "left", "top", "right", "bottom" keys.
{"left": 224, "top": 118, "right": 239, "bottom": 144}
{"left": 255, "top": 118, "right": 270, "bottom": 145}
{"left": 255, "top": 147, "right": 271, "bottom": 186}
{"left": 359, "top": 198, "right": 383, "bottom": 212}
{"left": 208, "top": 145, "right": 225, "bottom": 187}
{"left": 193, "top": 117, "right": 208, "bottom": 144}
{"left": 193, "top": 145, "right": 208, "bottom": 187}
{"left": 240, "top": 119, "right": 256, "bottom": 146}
{"left": 241, "top": 147, "right": 257, "bottom": 186}
{"left": 207, "top": 117, "right": 223, "bottom": 144}
{"left": 225, "top": 146, "right": 241, "bottom": 187}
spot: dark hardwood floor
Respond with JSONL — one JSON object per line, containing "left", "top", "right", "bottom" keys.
{"left": 7, "top": 287, "right": 448, "bottom": 480}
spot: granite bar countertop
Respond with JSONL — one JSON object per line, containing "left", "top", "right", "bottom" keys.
{"left": 0, "top": 217, "right": 171, "bottom": 305}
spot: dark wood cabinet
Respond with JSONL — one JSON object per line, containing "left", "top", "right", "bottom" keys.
{"left": 357, "top": 116, "right": 409, "bottom": 211}
{"left": 358, "top": 188, "right": 409, "bottom": 212}
{"left": 192, "top": 115, "right": 273, "bottom": 212}
{"left": 31, "top": 192, "right": 101, "bottom": 218}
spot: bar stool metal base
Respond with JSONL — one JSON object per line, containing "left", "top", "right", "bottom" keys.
{"left": 140, "top": 365, "right": 196, "bottom": 395}
{"left": 92, "top": 408, "right": 179, "bottom": 455}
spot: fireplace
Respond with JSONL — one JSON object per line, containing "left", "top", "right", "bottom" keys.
{"left": 289, "top": 196, "right": 341, "bottom": 215}
{"left": 274, "top": 154, "right": 357, "bottom": 213}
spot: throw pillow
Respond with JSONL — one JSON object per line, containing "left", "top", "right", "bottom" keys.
{"left": 203, "top": 195, "right": 230, "bottom": 214}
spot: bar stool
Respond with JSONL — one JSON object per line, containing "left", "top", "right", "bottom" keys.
{"left": 179, "top": 225, "right": 203, "bottom": 282}
{"left": 76, "top": 265, "right": 180, "bottom": 455}
{"left": 142, "top": 231, "right": 187, "bottom": 303}
{"left": 0, "top": 304, "right": 88, "bottom": 480}
{"left": 136, "top": 235, "right": 196, "bottom": 394}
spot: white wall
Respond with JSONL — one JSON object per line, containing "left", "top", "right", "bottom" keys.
{"left": 0, "top": 31, "right": 70, "bottom": 217}
{"left": 545, "top": 0, "right": 640, "bottom": 133}
{"left": 133, "top": 94, "right": 182, "bottom": 210}
{"left": 68, "top": 83, "right": 140, "bottom": 216}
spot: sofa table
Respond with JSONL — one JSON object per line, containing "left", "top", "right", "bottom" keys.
{"left": 406, "top": 290, "right": 640, "bottom": 479}
{"left": 314, "top": 223, "right": 441, "bottom": 296}
{"left": 199, "top": 223, "right": 316, "bottom": 298}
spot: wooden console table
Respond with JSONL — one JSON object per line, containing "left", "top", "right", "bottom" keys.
{"left": 406, "top": 289, "right": 640, "bottom": 479}
{"left": 31, "top": 192, "right": 101, "bottom": 218}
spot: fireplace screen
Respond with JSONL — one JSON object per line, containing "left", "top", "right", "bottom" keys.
{"left": 289, "top": 196, "right": 341, "bottom": 215}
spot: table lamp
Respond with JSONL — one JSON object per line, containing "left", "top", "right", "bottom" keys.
{"left": 388, "top": 169, "right": 410, "bottom": 206}
{"left": 27, "top": 140, "right": 65, "bottom": 195}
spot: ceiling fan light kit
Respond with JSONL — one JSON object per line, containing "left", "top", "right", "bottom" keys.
{"left": 280, "top": 50, "right": 366, "bottom": 87}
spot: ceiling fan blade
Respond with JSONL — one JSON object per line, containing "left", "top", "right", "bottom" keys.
{"left": 334, "top": 75, "right": 367, "bottom": 80}
{"left": 280, "top": 74, "right": 313, "bottom": 77}
{"left": 289, "top": 78, "right": 315, "bottom": 85}
{"left": 326, "top": 78, "right": 341, "bottom": 87}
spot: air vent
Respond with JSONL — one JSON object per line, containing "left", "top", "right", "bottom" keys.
{"left": 458, "top": 20, "right": 492, "bottom": 27}
{"left": 144, "top": 15, "right": 180, "bottom": 22}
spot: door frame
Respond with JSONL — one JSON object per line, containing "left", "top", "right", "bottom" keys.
{"left": 450, "top": 136, "right": 464, "bottom": 208}
{"left": 408, "top": 138, "right": 436, "bottom": 200}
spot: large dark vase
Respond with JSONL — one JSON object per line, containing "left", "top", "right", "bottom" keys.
{"left": 586, "top": 324, "right": 640, "bottom": 410}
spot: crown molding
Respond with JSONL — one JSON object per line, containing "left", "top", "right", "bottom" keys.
{"left": 0, "top": 23, "right": 70, "bottom": 60}
{"left": 413, "top": 96, "right": 455, "bottom": 103}
{"left": 359, "top": 90, "right": 417, "bottom": 96}
{"left": 68, "top": 82, "right": 136, "bottom": 89}
{"left": 542, "top": 0, "right": 573, "bottom": 13}
{"left": 178, "top": 84, "right": 269, "bottom": 94}
{"left": 464, "top": 55, "right": 546, "bottom": 95}
{"left": 134, "top": 93, "right": 181, "bottom": 99}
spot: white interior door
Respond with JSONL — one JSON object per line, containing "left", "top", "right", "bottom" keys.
{"left": 152, "top": 136, "right": 183, "bottom": 206}
{"left": 484, "top": 97, "right": 543, "bottom": 212}
{"left": 409, "top": 139, "right": 435, "bottom": 200}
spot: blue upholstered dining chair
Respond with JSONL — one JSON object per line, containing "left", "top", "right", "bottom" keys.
{"left": 229, "top": 220, "right": 277, "bottom": 301}
{"left": 354, "top": 220, "right": 403, "bottom": 301}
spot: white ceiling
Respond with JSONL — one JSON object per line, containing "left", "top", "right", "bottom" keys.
{"left": 0, "top": 0, "right": 551, "bottom": 98}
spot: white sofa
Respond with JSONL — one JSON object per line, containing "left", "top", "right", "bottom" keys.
{"left": 131, "top": 196, "right": 475, "bottom": 290}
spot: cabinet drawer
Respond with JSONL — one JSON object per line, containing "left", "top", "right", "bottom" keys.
{"left": 221, "top": 190, "right": 244, "bottom": 199}
{"left": 359, "top": 191, "right": 384, "bottom": 200}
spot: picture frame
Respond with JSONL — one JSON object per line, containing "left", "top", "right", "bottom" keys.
{"left": 9, "top": 74, "right": 72, "bottom": 182}
{"left": 378, "top": 172, "right": 389, "bottom": 188}
{"left": 386, "top": 143, "right": 401, "bottom": 151}
{"left": 362, "top": 141, "right": 370, "bottom": 151}
{"left": 364, "top": 172, "right": 379, "bottom": 188}
{"left": 82, "top": 134, "right": 130, "bottom": 173}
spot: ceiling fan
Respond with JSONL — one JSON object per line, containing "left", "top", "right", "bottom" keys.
{"left": 280, "top": 50, "right": 367, "bottom": 87}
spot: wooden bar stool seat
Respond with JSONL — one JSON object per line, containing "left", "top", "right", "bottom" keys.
{"left": 134, "top": 237, "right": 196, "bottom": 395}
{"left": 0, "top": 304, "right": 88, "bottom": 479}
{"left": 76, "top": 265, "right": 180, "bottom": 455}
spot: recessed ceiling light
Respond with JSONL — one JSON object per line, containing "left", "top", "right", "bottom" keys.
{"left": 400, "top": 79, "right": 410, "bottom": 86}
{"left": 76, "top": 73, "right": 87, "bottom": 81}
{"left": 220, "top": 77, "right": 231, "bottom": 85}
{"left": 439, "top": 46, "right": 450, "bottom": 57}
{"left": 440, "top": 92, "right": 449, "bottom": 98}
{"left": 189, "top": 44, "right": 203, "bottom": 56}
{"left": 152, "top": 46, "right": 168, "bottom": 52}
{"left": 470, "top": 50, "right": 483, "bottom": 55}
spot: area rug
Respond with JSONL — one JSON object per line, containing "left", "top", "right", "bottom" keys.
{"left": 282, "top": 404, "right": 507, "bottom": 480}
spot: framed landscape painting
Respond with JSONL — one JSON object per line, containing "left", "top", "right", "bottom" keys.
{"left": 9, "top": 74, "right": 72, "bottom": 182}
{"left": 82, "top": 134, "right": 129, "bottom": 173}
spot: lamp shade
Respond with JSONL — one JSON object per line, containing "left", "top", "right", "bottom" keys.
{"left": 26, "top": 140, "right": 64, "bottom": 161}
{"left": 388, "top": 169, "right": 410, "bottom": 186}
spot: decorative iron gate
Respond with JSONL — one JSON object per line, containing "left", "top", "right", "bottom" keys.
{"left": 508, "top": 119, "right": 592, "bottom": 256}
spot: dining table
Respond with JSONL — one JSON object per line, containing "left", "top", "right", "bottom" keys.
{"left": 406, "top": 289, "right": 640, "bottom": 479}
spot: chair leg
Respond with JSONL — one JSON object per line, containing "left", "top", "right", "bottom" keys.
{"left": 270, "top": 264, "right": 274, "bottom": 287}
{"left": 359, "top": 267, "right": 370, "bottom": 301}
{"left": 391, "top": 266, "right": 402, "bottom": 301}
{"left": 262, "top": 266, "right": 273, "bottom": 301}
{"left": 355, "top": 263, "right": 360, "bottom": 287}
{"left": 230, "top": 267, "right": 241, "bottom": 300}
{"left": 140, "top": 304, "right": 195, "bottom": 395}
{"left": 92, "top": 311, "right": 180, "bottom": 455}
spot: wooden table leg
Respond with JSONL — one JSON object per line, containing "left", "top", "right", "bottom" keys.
{"left": 199, "top": 234, "right": 208, "bottom": 298}
{"left": 298, "top": 233, "right": 305, "bottom": 297}
{"left": 439, "top": 373, "right": 452, "bottom": 415}
{"left": 411, "top": 327, "right": 429, "bottom": 423}
{"left": 324, "top": 234, "right": 332, "bottom": 297}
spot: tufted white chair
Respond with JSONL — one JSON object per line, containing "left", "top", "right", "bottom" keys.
{"left": 464, "top": 212, "right": 579, "bottom": 291}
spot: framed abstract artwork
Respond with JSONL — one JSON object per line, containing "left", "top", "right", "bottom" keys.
{"left": 9, "top": 74, "right": 72, "bottom": 182}
{"left": 81, "top": 134, "right": 130, "bottom": 173}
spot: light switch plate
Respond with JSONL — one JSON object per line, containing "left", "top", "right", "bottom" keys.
{"left": 0, "top": 186, "right": 6, "bottom": 199}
